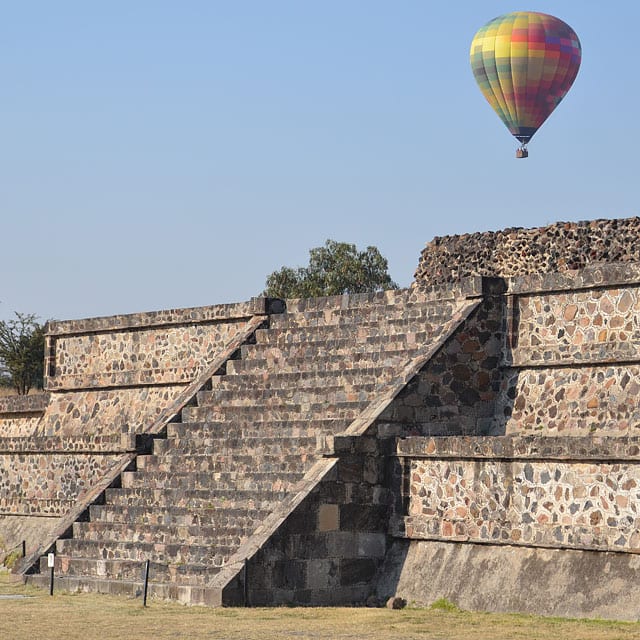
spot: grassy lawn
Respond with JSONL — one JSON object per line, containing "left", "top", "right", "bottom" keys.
{"left": 1, "top": 574, "right": 639, "bottom": 640}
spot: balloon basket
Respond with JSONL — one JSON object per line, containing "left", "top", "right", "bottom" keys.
{"left": 516, "top": 147, "right": 529, "bottom": 159}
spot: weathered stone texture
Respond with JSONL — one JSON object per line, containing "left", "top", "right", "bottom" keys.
{"left": 227, "top": 437, "right": 391, "bottom": 606}
{"left": 47, "top": 316, "right": 256, "bottom": 390}
{"left": 0, "top": 453, "right": 127, "bottom": 515}
{"left": 0, "top": 394, "right": 48, "bottom": 438}
{"left": 510, "top": 286, "right": 640, "bottom": 366}
{"left": 498, "top": 278, "right": 640, "bottom": 435}
{"left": 414, "top": 217, "right": 640, "bottom": 287}
{"left": 38, "top": 386, "right": 187, "bottom": 436}
{"left": 378, "top": 539, "right": 640, "bottom": 621}
{"left": 403, "top": 454, "right": 640, "bottom": 552}
{"left": 376, "top": 291, "right": 504, "bottom": 437}
{"left": 0, "top": 302, "right": 268, "bottom": 555}
{"left": 0, "top": 394, "right": 49, "bottom": 413}
{"left": 0, "top": 414, "right": 44, "bottom": 438}
{"left": 0, "top": 515, "right": 61, "bottom": 567}
{"left": 502, "top": 366, "right": 640, "bottom": 435}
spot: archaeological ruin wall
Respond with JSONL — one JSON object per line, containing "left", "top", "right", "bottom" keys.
{"left": 381, "top": 220, "right": 640, "bottom": 619}
{"left": 3, "top": 216, "right": 640, "bottom": 619}
{"left": 414, "top": 217, "right": 640, "bottom": 286}
{"left": 0, "top": 298, "right": 273, "bottom": 565}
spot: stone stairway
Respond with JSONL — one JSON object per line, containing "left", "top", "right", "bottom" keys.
{"left": 27, "top": 288, "right": 477, "bottom": 605}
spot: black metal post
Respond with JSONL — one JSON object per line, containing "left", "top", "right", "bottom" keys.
{"left": 243, "top": 560, "right": 248, "bottom": 607}
{"left": 143, "top": 559, "right": 150, "bottom": 607}
{"left": 49, "top": 566, "right": 54, "bottom": 596}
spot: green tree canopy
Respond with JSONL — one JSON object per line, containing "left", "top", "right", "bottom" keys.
{"left": 0, "top": 313, "right": 45, "bottom": 395}
{"left": 264, "top": 240, "right": 399, "bottom": 299}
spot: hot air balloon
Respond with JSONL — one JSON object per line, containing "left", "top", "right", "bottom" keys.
{"left": 470, "top": 11, "right": 581, "bottom": 158}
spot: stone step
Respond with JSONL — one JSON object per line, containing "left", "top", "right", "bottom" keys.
{"left": 121, "top": 469, "right": 304, "bottom": 492}
{"left": 271, "top": 306, "right": 451, "bottom": 327}
{"left": 273, "top": 294, "right": 456, "bottom": 326}
{"left": 89, "top": 503, "right": 270, "bottom": 528}
{"left": 254, "top": 316, "right": 447, "bottom": 345}
{"left": 26, "top": 573, "right": 222, "bottom": 606}
{"left": 56, "top": 537, "right": 234, "bottom": 566}
{"left": 238, "top": 330, "right": 436, "bottom": 361}
{"left": 196, "top": 382, "right": 379, "bottom": 407}
{"left": 39, "top": 555, "right": 222, "bottom": 586}
{"left": 152, "top": 434, "right": 327, "bottom": 456}
{"left": 72, "top": 521, "right": 253, "bottom": 548}
{"left": 167, "top": 418, "right": 346, "bottom": 440}
{"left": 182, "top": 400, "right": 364, "bottom": 424}
{"left": 136, "top": 451, "right": 315, "bottom": 474}
{"left": 209, "top": 367, "right": 394, "bottom": 390}
{"left": 104, "top": 486, "right": 288, "bottom": 510}
{"left": 226, "top": 349, "right": 415, "bottom": 376}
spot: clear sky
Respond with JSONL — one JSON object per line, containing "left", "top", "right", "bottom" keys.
{"left": 1, "top": 1, "right": 636, "bottom": 323}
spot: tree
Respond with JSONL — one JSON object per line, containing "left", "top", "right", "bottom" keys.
{"left": 264, "top": 240, "right": 399, "bottom": 299}
{"left": 0, "top": 313, "right": 45, "bottom": 395}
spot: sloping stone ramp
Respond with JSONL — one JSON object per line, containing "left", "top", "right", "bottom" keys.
{"left": 26, "top": 287, "right": 479, "bottom": 605}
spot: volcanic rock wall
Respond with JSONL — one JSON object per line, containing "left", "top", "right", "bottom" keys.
{"left": 414, "top": 217, "right": 640, "bottom": 287}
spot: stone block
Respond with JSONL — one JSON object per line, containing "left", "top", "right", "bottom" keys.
{"left": 305, "top": 559, "right": 340, "bottom": 590}
{"left": 271, "top": 560, "right": 307, "bottom": 590}
{"left": 318, "top": 504, "right": 340, "bottom": 532}
{"left": 340, "top": 558, "right": 378, "bottom": 586}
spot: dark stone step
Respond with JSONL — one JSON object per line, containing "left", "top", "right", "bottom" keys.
{"left": 152, "top": 434, "right": 328, "bottom": 456}
{"left": 72, "top": 521, "right": 254, "bottom": 548}
{"left": 121, "top": 469, "right": 304, "bottom": 492}
{"left": 39, "top": 555, "right": 223, "bottom": 586}
{"left": 89, "top": 503, "right": 270, "bottom": 528}
{"left": 254, "top": 315, "right": 448, "bottom": 345}
{"left": 226, "top": 348, "right": 417, "bottom": 375}
{"left": 56, "top": 538, "right": 234, "bottom": 565}
{"left": 182, "top": 400, "right": 364, "bottom": 423}
{"left": 136, "top": 451, "right": 315, "bottom": 474}
{"left": 167, "top": 418, "right": 346, "bottom": 440}
{"left": 274, "top": 291, "right": 455, "bottom": 321}
{"left": 209, "top": 367, "right": 394, "bottom": 390}
{"left": 196, "top": 382, "right": 379, "bottom": 406}
{"left": 238, "top": 330, "right": 438, "bottom": 361}
{"left": 104, "top": 486, "right": 288, "bottom": 509}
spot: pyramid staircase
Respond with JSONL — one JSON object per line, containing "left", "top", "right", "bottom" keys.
{"left": 26, "top": 287, "right": 479, "bottom": 605}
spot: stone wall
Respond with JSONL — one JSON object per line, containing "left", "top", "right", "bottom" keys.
{"left": 1, "top": 299, "right": 270, "bottom": 563}
{"left": 375, "top": 279, "right": 504, "bottom": 437}
{"left": 502, "top": 264, "right": 640, "bottom": 436}
{"left": 386, "top": 434, "right": 640, "bottom": 620}
{"left": 45, "top": 299, "right": 264, "bottom": 390}
{"left": 386, "top": 255, "right": 640, "bottom": 618}
{"left": 414, "top": 217, "right": 640, "bottom": 288}
{"left": 37, "top": 299, "right": 266, "bottom": 439}
{"left": 0, "top": 452, "right": 129, "bottom": 516}
{"left": 224, "top": 435, "right": 391, "bottom": 606}
{"left": 396, "top": 436, "right": 640, "bottom": 553}
{"left": 38, "top": 387, "right": 188, "bottom": 437}
{"left": 0, "top": 394, "right": 48, "bottom": 438}
{"left": 377, "top": 540, "right": 640, "bottom": 620}
{"left": 386, "top": 264, "right": 640, "bottom": 438}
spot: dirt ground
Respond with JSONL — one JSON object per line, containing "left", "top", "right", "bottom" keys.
{"left": 1, "top": 576, "right": 639, "bottom": 640}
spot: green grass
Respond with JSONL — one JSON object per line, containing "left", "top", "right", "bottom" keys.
{"left": 429, "top": 597, "right": 461, "bottom": 612}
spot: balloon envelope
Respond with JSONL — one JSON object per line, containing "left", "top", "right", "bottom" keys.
{"left": 470, "top": 12, "right": 581, "bottom": 145}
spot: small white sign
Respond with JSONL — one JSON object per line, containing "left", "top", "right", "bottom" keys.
{"left": 47, "top": 553, "right": 55, "bottom": 568}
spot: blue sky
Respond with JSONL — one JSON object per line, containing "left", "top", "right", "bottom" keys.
{"left": 1, "top": 1, "right": 637, "bottom": 322}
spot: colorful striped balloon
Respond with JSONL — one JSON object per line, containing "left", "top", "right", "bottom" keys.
{"left": 470, "top": 12, "right": 581, "bottom": 155}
